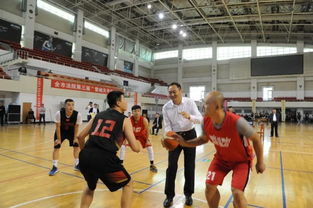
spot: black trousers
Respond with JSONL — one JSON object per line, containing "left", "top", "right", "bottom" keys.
{"left": 165, "top": 128, "right": 196, "bottom": 198}
{"left": 87, "top": 115, "right": 91, "bottom": 122}
{"left": 0, "top": 114, "right": 4, "bottom": 126}
{"left": 271, "top": 122, "right": 278, "bottom": 137}
{"left": 152, "top": 126, "right": 160, "bottom": 135}
{"left": 39, "top": 114, "right": 45, "bottom": 125}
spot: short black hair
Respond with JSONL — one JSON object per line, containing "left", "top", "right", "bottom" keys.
{"left": 65, "top": 99, "right": 74, "bottom": 104}
{"left": 168, "top": 82, "right": 181, "bottom": 89}
{"left": 131, "top": 105, "right": 141, "bottom": 111}
{"left": 107, "top": 91, "right": 124, "bottom": 108}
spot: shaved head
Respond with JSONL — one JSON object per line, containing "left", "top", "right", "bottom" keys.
{"left": 204, "top": 91, "right": 225, "bottom": 116}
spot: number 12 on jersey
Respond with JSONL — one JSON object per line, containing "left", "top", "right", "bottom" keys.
{"left": 91, "top": 119, "right": 116, "bottom": 139}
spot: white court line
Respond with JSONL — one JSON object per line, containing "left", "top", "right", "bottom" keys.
{"left": 10, "top": 189, "right": 208, "bottom": 208}
{"left": 1, "top": 140, "right": 52, "bottom": 152}
{"left": 270, "top": 150, "right": 313, "bottom": 155}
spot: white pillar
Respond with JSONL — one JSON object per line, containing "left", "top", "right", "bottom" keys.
{"left": 251, "top": 79, "right": 257, "bottom": 99}
{"left": 73, "top": 9, "right": 84, "bottom": 61}
{"left": 251, "top": 40, "right": 257, "bottom": 58}
{"left": 109, "top": 26, "right": 116, "bottom": 70}
{"left": 296, "top": 77, "right": 304, "bottom": 100}
{"left": 296, "top": 41, "right": 304, "bottom": 54}
{"left": 23, "top": 0, "right": 36, "bottom": 49}
{"left": 134, "top": 39, "right": 139, "bottom": 76}
{"left": 178, "top": 44, "right": 183, "bottom": 86}
{"left": 211, "top": 41, "right": 217, "bottom": 91}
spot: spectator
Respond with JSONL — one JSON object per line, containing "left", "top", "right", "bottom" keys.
{"left": 85, "top": 102, "right": 93, "bottom": 121}
{"left": 39, "top": 104, "right": 46, "bottom": 125}
{"left": 152, "top": 113, "right": 162, "bottom": 135}
{"left": 89, "top": 103, "right": 100, "bottom": 118}
{"left": 143, "top": 112, "right": 150, "bottom": 123}
{"left": 0, "top": 102, "right": 5, "bottom": 126}
{"left": 25, "top": 108, "right": 36, "bottom": 124}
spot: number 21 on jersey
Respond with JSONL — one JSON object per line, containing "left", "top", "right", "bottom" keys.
{"left": 206, "top": 171, "right": 216, "bottom": 181}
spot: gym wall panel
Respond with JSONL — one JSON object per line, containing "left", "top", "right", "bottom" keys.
{"left": 0, "top": 0, "right": 23, "bottom": 17}
{"left": 257, "top": 81, "right": 297, "bottom": 91}
{"left": 182, "top": 82, "right": 211, "bottom": 94}
{"left": 229, "top": 59, "right": 250, "bottom": 80}
{"left": 183, "top": 65, "right": 211, "bottom": 78}
{"left": 138, "top": 66, "right": 151, "bottom": 78}
{"left": 304, "top": 53, "right": 313, "bottom": 75}
{"left": 83, "top": 29, "right": 108, "bottom": 48}
{"left": 154, "top": 58, "right": 177, "bottom": 65}
{"left": 217, "top": 64, "right": 230, "bottom": 79}
{"left": 36, "top": 8, "right": 73, "bottom": 35}
{"left": 304, "top": 81, "right": 313, "bottom": 91}
{"left": 217, "top": 83, "right": 250, "bottom": 92}
{"left": 153, "top": 68, "right": 177, "bottom": 84}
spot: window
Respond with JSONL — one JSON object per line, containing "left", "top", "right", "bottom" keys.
{"left": 257, "top": 46, "right": 297, "bottom": 57}
{"left": 263, "top": 87, "right": 273, "bottom": 101}
{"left": 84, "top": 21, "right": 109, "bottom": 38}
{"left": 183, "top": 47, "right": 212, "bottom": 60}
{"left": 37, "top": 0, "right": 75, "bottom": 23}
{"left": 217, "top": 46, "right": 251, "bottom": 60}
{"left": 190, "top": 86, "right": 205, "bottom": 101}
{"left": 154, "top": 50, "right": 178, "bottom": 60}
{"left": 304, "top": 48, "right": 313, "bottom": 53}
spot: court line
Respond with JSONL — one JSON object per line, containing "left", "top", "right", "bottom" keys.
{"left": 269, "top": 150, "right": 313, "bottom": 155}
{"left": 224, "top": 195, "right": 233, "bottom": 208}
{"left": 267, "top": 166, "right": 313, "bottom": 174}
{"left": 280, "top": 151, "right": 287, "bottom": 208}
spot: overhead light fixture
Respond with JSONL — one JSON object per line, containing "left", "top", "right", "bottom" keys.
{"left": 156, "top": 43, "right": 160, "bottom": 46}
{"left": 158, "top": 12, "right": 164, "bottom": 19}
{"left": 147, "top": 4, "right": 152, "bottom": 9}
{"left": 182, "top": 32, "right": 187, "bottom": 37}
{"left": 179, "top": 30, "right": 184, "bottom": 35}
{"left": 172, "top": 24, "right": 177, "bottom": 30}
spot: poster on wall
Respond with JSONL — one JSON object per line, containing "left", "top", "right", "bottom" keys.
{"left": 81, "top": 46, "right": 108, "bottom": 66}
{"left": 124, "top": 61, "right": 133, "bottom": 73}
{"left": 33, "top": 31, "right": 73, "bottom": 57}
{"left": 0, "top": 19, "right": 22, "bottom": 43}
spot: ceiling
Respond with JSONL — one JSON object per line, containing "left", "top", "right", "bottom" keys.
{"left": 48, "top": 0, "right": 313, "bottom": 49}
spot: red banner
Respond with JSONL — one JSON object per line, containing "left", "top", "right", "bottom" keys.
{"left": 51, "top": 79, "right": 115, "bottom": 94}
{"left": 36, "top": 78, "right": 44, "bottom": 119}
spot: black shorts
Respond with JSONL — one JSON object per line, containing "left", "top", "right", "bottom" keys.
{"left": 54, "top": 133, "right": 75, "bottom": 147}
{"left": 79, "top": 147, "right": 131, "bottom": 192}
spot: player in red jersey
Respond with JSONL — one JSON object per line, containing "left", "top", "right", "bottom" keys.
{"left": 175, "top": 91, "right": 265, "bottom": 208}
{"left": 119, "top": 105, "right": 158, "bottom": 172}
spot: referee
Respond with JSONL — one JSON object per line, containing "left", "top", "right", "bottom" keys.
{"left": 162, "top": 82, "right": 203, "bottom": 207}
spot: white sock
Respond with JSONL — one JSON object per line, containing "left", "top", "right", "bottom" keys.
{"left": 119, "top": 145, "right": 126, "bottom": 161}
{"left": 53, "top": 160, "right": 58, "bottom": 167}
{"left": 75, "top": 158, "right": 79, "bottom": 166}
{"left": 147, "top": 146, "right": 154, "bottom": 162}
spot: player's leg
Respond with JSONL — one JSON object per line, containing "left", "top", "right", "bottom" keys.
{"left": 72, "top": 138, "right": 80, "bottom": 170}
{"left": 80, "top": 187, "right": 94, "bottom": 208}
{"left": 121, "top": 179, "right": 133, "bottom": 208}
{"left": 205, "top": 158, "right": 230, "bottom": 208}
{"left": 49, "top": 134, "right": 62, "bottom": 175}
{"left": 146, "top": 140, "right": 157, "bottom": 172}
{"left": 231, "top": 162, "right": 250, "bottom": 208}
{"left": 119, "top": 144, "right": 127, "bottom": 163}
{"left": 205, "top": 184, "right": 220, "bottom": 208}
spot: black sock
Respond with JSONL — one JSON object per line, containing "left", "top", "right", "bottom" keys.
{"left": 150, "top": 161, "right": 154, "bottom": 165}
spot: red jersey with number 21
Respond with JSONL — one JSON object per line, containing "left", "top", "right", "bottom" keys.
{"left": 203, "top": 112, "right": 253, "bottom": 162}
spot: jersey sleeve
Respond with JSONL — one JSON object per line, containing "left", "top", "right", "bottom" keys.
{"left": 236, "top": 117, "right": 255, "bottom": 138}
{"left": 76, "top": 113, "right": 83, "bottom": 125}
{"left": 54, "top": 111, "right": 60, "bottom": 123}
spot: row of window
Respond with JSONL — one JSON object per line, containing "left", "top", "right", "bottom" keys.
{"left": 154, "top": 46, "right": 313, "bottom": 61}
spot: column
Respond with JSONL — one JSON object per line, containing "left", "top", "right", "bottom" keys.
{"left": 133, "top": 39, "right": 139, "bottom": 76}
{"left": 251, "top": 79, "right": 257, "bottom": 100}
{"left": 73, "top": 9, "right": 84, "bottom": 61}
{"left": 296, "top": 77, "right": 304, "bottom": 100}
{"left": 251, "top": 40, "right": 257, "bottom": 58}
{"left": 177, "top": 44, "right": 183, "bottom": 86}
{"left": 211, "top": 41, "right": 217, "bottom": 91}
{"left": 23, "top": 0, "right": 36, "bottom": 49}
{"left": 109, "top": 26, "right": 116, "bottom": 70}
{"left": 296, "top": 41, "right": 304, "bottom": 54}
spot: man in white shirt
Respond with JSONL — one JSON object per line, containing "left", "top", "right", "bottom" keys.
{"left": 49, "top": 99, "right": 83, "bottom": 176}
{"left": 162, "top": 82, "right": 203, "bottom": 207}
{"left": 269, "top": 109, "right": 280, "bottom": 137}
{"left": 85, "top": 102, "right": 93, "bottom": 121}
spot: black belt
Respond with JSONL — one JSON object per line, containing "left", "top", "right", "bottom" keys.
{"left": 176, "top": 128, "right": 195, "bottom": 137}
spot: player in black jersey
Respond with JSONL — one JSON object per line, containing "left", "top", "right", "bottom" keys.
{"left": 77, "top": 91, "right": 141, "bottom": 208}
{"left": 48, "top": 99, "right": 83, "bottom": 176}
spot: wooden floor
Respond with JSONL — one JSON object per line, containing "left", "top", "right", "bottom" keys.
{"left": 0, "top": 122, "right": 312, "bottom": 208}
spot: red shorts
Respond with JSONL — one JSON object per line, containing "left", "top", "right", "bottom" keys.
{"left": 124, "top": 137, "right": 151, "bottom": 148}
{"left": 206, "top": 157, "right": 251, "bottom": 191}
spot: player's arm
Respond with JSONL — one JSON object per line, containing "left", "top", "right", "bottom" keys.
{"left": 176, "top": 124, "right": 209, "bottom": 147}
{"left": 143, "top": 118, "right": 149, "bottom": 139}
{"left": 123, "top": 118, "right": 141, "bottom": 153}
{"left": 237, "top": 117, "right": 266, "bottom": 174}
{"left": 77, "top": 118, "right": 94, "bottom": 150}
{"left": 73, "top": 113, "right": 83, "bottom": 146}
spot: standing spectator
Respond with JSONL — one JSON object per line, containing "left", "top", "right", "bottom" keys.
{"left": 0, "top": 102, "right": 5, "bottom": 126}
{"left": 143, "top": 113, "right": 150, "bottom": 123}
{"left": 25, "top": 108, "right": 36, "bottom": 124}
{"left": 152, "top": 113, "right": 162, "bottom": 135}
{"left": 269, "top": 109, "right": 280, "bottom": 137}
{"left": 89, "top": 103, "right": 100, "bottom": 118}
{"left": 296, "top": 112, "right": 301, "bottom": 125}
{"left": 85, "top": 102, "right": 93, "bottom": 121}
{"left": 162, "top": 82, "right": 203, "bottom": 207}
{"left": 39, "top": 104, "right": 46, "bottom": 125}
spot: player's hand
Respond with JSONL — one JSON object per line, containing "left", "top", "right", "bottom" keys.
{"left": 256, "top": 162, "right": 266, "bottom": 174}
{"left": 161, "top": 139, "right": 168, "bottom": 150}
{"left": 179, "top": 112, "right": 191, "bottom": 120}
{"left": 73, "top": 138, "right": 79, "bottom": 145}
{"left": 172, "top": 134, "right": 186, "bottom": 146}
{"left": 54, "top": 139, "right": 61, "bottom": 145}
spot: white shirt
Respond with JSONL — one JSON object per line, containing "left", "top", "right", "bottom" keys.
{"left": 54, "top": 111, "right": 83, "bottom": 125}
{"left": 273, "top": 114, "right": 277, "bottom": 122}
{"left": 162, "top": 97, "right": 203, "bottom": 133}
{"left": 92, "top": 108, "right": 98, "bottom": 114}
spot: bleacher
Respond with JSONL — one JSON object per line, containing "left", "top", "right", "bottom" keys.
{"left": 0, "top": 39, "right": 167, "bottom": 86}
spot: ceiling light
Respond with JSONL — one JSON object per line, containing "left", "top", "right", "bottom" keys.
{"left": 147, "top": 4, "right": 152, "bottom": 9}
{"left": 158, "top": 12, "right": 164, "bottom": 19}
{"left": 172, "top": 24, "right": 177, "bottom": 30}
{"left": 182, "top": 32, "right": 187, "bottom": 37}
{"left": 179, "top": 30, "right": 184, "bottom": 35}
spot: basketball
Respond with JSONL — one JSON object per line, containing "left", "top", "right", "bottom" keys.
{"left": 162, "top": 131, "right": 179, "bottom": 151}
